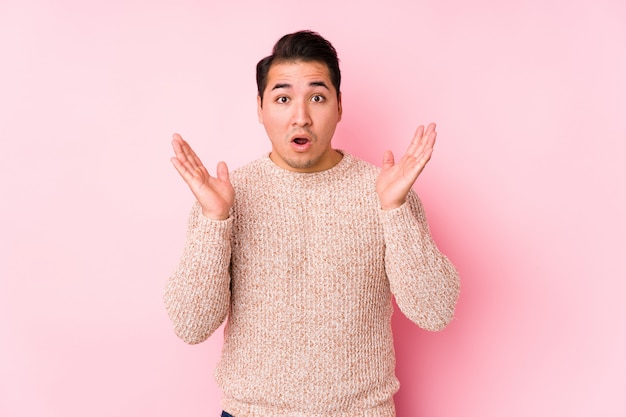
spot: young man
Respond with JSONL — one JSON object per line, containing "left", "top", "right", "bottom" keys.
{"left": 165, "top": 30, "right": 459, "bottom": 417}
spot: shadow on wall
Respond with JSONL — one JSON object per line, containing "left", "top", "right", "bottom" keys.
{"left": 390, "top": 188, "right": 469, "bottom": 415}
{"left": 335, "top": 79, "right": 519, "bottom": 415}
{"left": 389, "top": 176, "right": 528, "bottom": 415}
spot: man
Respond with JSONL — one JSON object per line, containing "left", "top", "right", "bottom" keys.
{"left": 165, "top": 30, "right": 459, "bottom": 417}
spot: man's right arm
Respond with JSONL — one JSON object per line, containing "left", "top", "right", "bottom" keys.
{"left": 164, "top": 203, "right": 232, "bottom": 344}
{"left": 164, "top": 134, "right": 235, "bottom": 344}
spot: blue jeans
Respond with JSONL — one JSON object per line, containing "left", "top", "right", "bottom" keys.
{"left": 221, "top": 412, "right": 234, "bottom": 417}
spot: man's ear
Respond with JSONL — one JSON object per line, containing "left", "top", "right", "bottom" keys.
{"left": 337, "top": 92, "right": 342, "bottom": 122}
{"left": 257, "top": 95, "right": 263, "bottom": 124}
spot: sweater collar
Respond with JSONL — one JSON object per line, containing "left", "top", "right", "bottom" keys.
{"left": 260, "top": 150, "right": 353, "bottom": 179}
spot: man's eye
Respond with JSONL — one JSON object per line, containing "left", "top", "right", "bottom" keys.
{"left": 277, "top": 96, "right": 289, "bottom": 104}
{"left": 311, "top": 95, "right": 325, "bottom": 103}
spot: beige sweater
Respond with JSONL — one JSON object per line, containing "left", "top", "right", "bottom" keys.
{"left": 164, "top": 152, "right": 459, "bottom": 417}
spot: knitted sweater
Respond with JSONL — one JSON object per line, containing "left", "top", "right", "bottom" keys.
{"left": 164, "top": 152, "right": 460, "bottom": 417}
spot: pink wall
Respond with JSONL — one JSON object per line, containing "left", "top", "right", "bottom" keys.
{"left": 1, "top": 1, "right": 624, "bottom": 416}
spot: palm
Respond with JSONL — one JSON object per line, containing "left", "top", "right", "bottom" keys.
{"left": 376, "top": 123, "right": 437, "bottom": 210}
{"left": 170, "top": 134, "right": 234, "bottom": 220}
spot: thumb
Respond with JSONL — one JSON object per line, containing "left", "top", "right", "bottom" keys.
{"left": 216, "top": 161, "right": 230, "bottom": 182}
{"left": 382, "top": 150, "right": 395, "bottom": 170}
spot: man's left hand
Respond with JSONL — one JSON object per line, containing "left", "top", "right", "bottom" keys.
{"left": 376, "top": 123, "right": 437, "bottom": 210}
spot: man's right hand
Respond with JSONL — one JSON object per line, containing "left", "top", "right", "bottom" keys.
{"left": 170, "top": 133, "right": 234, "bottom": 220}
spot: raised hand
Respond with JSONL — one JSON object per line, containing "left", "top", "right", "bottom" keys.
{"left": 170, "top": 133, "right": 234, "bottom": 220}
{"left": 376, "top": 123, "right": 437, "bottom": 210}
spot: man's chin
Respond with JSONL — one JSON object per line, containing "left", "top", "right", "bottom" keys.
{"left": 284, "top": 157, "right": 317, "bottom": 172}
{"left": 269, "top": 151, "right": 314, "bottom": 172}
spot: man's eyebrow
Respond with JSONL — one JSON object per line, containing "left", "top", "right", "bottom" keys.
{"left": 309, "top": 81, "right": 329, "bottom": 89}
{"left": 271, "top": 83, "right": 291, "bottom": 91}
{"left": 270, "top": 81, "right": 330, "bottom": 91}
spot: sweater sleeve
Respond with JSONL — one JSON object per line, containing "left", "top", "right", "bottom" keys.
{"left": 164, "top": 202, "right": 232, "bottom": 344}
{"left": 379, "top": 191, "right": 460, "bottom": 331}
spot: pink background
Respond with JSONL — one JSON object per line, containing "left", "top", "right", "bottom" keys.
{"left": 1, "top": 1, "right": 625, "bottom": 416}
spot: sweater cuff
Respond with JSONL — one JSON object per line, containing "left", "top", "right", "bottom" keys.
{"left": 378, "top": 201, "right": 414, "bottom": 227}
{"left": 188, "top": 211, "right": 233, "bottom": 246}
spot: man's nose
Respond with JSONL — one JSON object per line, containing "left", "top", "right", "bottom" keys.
{"left": 291, "top": 100, "right": 312, "bottom": 127}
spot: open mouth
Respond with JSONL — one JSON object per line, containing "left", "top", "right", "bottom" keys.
{"left": 292, "top": 138, "right": 309, "bottom": 145}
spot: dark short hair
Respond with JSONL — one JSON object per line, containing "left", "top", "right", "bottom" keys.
{"left": 256, "top": 30, "right": 341, "bottom": 105}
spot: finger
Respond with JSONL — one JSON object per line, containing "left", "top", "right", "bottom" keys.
{"left": 171, "top": 134, "right": 183, "bottom": 155}
{"left": 174, "top": 137, "right": 204, "bottom": 173}
{"left": 170, "top": 156, "right": 192, "bottom": 181}
{"left": 171, "top": 133, "right": 188, "bottom": 158}
{"left": 172, "top": 140, "right": 197, "bottom": 177}
{"left": 381, "top": 150, "right": 395, "bottom": 170}
{"left": 405, "top": 125, "right": 425, "bottom": 157}
{"left": 189, "top": 146, "right": 207, "bottom": 172}
{"left": 216, "top": 161, "right": 230, "bottom": 182}
{"left": 425, "top": 122, "right": 437, "bottom": 136}
{"left": 424, "top": 129, "right": 436, "bottom": 156}
{"left": 171, "top": 136, "right": 192, "bottom": 164}
{"left": 413, "top": 124, "right": 438, "bottom": 159}
{"left": 421, "top": 123, "right": 437, "bottom": 155}
{"left": 415, "top": 131, "right": 436, "bottom": 167}
{"left": 172, "top": 139, "right": 210, "bottom": 181}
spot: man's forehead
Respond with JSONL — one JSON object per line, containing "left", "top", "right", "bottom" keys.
{"left": 267, "top": 60, "right": 332, "bottom": 85}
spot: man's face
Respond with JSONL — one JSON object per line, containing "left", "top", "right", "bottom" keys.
{"left": 257, "top": 60, "right": 342, "bottom": 173}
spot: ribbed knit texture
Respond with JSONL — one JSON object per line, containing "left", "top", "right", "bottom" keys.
{"left": 164, "top": 152, "right": 460, "bottom": 417}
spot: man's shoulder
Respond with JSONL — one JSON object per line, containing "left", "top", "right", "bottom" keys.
{"left": 342, "top": 152, "right": 381, "bottom": 179}
{"left": 347, "top": 152, "right": 379, "bottom": 169}
{"left": 230, "top": 155, "right": 270, "bottom": 184}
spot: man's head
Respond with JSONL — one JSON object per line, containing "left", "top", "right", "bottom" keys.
{"left": 256, "top": 30, "right": 341, "bottom": 106}
{"left": 256, "top": 31, "right": 344, "bottom": 173}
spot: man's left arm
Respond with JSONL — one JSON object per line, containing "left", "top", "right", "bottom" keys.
{"left": 379, "top": 192, "right": 460, "bottom": 331}
{"left": 376, "top": 123, "right": 459, "bottom": 330}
